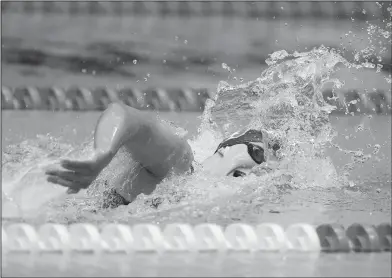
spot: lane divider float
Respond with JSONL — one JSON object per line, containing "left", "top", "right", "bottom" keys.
{"left": 2, "top": 222, "right": 391, "bottom": 254}
{"left": 1, "top": 86, "right": 391, "bottom": 114}
{"left": 1, "top": 1, "right": 389, "bottom": 21}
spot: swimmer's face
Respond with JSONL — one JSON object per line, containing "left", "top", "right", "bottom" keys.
{"left": 202, "top": 142, "right": 267, "bottom": 177}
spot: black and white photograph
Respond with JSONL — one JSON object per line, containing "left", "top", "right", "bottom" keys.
{"left": 1, "top": 0, "right": 391, "bottom": 277}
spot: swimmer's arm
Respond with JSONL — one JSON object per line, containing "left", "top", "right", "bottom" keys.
{"left": 94, "top": 103, "right": 194, "bottom": 177}
{"left": 46, "top": 103, "right": 193, "bottom": 193}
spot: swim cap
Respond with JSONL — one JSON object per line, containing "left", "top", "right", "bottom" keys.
{"left": 214, "top": 129, "right": 264, "bottom": 153}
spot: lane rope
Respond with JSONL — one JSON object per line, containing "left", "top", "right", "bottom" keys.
{"left": 2, "top": 86, "right": 391, "bottom": 114}
{"left": 2, "top": 222, "right": 391, "bottom": 254}
{"left": 1, "top": 1, "right": 389, "bottom": 21}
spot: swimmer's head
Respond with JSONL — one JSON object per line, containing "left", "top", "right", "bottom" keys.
{"left": 202, "top": 129, "right": 280, "bottom": 177}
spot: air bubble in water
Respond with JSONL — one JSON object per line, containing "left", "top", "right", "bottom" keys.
{"left": 133, "top": 60, "right": 137, "bottom": 65}
{"left": 81, "top": 69, "right": 87, "bottom": 73}
{"left": 144, "top": 78, "right": 148, "bottom": 82}
{"left": 373, "top": 144, "right": 381, "bottom": 154}
{"left": 147, "top": 73, "right": 151, "bottom": 78}
{"left": 356, "top": 124, "right": 364, "bottom": 132}
{"left": 222, "top": 63, "right": 231, "bottom": 72}
{"left": 184, "top": 40, "right": 188, "bottom": 44}
{"left": 163, "top": 60, "right": 167, "bottom": 64}
{"left": 362, "top": 9, "right": 366, "bottom": 14}
{"left": 362, "top": 62, "right": 375, "bottom": 68}
{"left": 380, "top": 30, "right": 391, "bottom": 39}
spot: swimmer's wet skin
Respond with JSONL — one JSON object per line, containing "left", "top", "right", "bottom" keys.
{"left": 45, "top": 103, "right": 277, "bottom": 205}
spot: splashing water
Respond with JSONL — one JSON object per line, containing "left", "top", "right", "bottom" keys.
{"left": 2, "top": 11, "right": 391, "bottom": 225}
{"left": 0, "top": 47, "right": 384, "bottom": 225}
{"left": 204, "top": 47, "right": 345, "bottom": 188}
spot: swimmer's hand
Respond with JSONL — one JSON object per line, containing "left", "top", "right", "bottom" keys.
{"left": 45, "top": 150, "right": 113, "bottom": 194}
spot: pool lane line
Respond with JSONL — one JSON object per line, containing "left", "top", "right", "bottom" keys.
{"left": 2, "top": 222, "right": 391, "bottom": 254}
{"left": 1, "top": 1, "right": 389, "bottom": 21}
{"left": 1, "top": 85, "right": 391, "bottom": 114}
{"left": 1, "top": 86, "right": 210, "bottom": 112}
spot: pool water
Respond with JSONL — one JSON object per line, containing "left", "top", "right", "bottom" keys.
{"left": 3, "top": 252, "right": 392, "bottom": 277}
{"left": 2, "top": 111, "right": 391, "bottom": 225}
{"left": 2, "top": 111, "right": 391, "bottom": 277}
{"left": 2, "top": 39, "right": 391, "bottom": 276}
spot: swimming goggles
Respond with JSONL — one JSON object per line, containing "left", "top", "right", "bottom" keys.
{"left": 214, "top": 129, "right": 266, "bottom": 164}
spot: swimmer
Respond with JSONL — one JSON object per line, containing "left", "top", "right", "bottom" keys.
{"left": 45, "top": 103, "right": 279, "bottom": 205}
